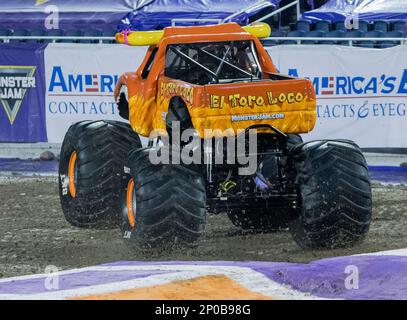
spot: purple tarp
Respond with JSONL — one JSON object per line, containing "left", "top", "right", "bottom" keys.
{"left": 117, "top": 0, "right": 281, "bottom": 31}
{"left": 0, "top": 0, "right": 280, "bottom": 31}
{"left": 302, "top": 0, "right": 407, "bottom": 23}
{"left": 0, "top": 0, "right": 138, "bottom": 31}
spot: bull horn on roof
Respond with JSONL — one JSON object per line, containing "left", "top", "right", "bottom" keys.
{"left": 115, "top": 22, "right": 271, "bottom": 46}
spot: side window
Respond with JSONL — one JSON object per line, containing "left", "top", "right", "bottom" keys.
{"left": 165, "top": 46, "right": 187, "bottom": 80}
{"left": 164, "top": 45, "right": 208, "bottom": 84}
{"left": 141, "top": 48, "right": 158, "bottom": 79}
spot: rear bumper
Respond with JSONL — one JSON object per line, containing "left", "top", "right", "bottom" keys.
{"left": 192, "top": 110, "right": 317, "bottom": 138}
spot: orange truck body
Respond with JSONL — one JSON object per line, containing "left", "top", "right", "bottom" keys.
{"left": 114, "top": 23, "right": 317, "bottom": 138}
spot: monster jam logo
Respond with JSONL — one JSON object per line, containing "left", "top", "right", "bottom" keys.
{"left": 0, "top": 66, "right": 36, "bottom": 124}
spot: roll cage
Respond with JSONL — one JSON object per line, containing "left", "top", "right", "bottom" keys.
{"left": 164, "top": 40, "right": 262, "bottom": 85}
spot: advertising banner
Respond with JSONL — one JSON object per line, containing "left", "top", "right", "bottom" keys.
{"left": 11, "top": 42, "right": 403, "bottom": 149}
{"left": 0, "top": 43, "right": 47, "bottom": 142}
{"left": 267, "top": 45, "right": 407, "bottom": 148}
{"left": 44, "top": 43, "right": 147, "bottom": 143}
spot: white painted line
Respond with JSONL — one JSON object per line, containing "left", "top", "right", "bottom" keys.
{"left": 0, "top": 264, "right": 321, "bottom": 300}
{"left": 357, "top": 248, "right": 407, "bottom": 257}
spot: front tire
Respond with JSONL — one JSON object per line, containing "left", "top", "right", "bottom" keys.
{"left": 120, "top": 147, "right": 206, "bottom": 250}
{"left": 59, "top": 120, "right": 141, "bottom": 229}
{"left": 289, "top": 140, "right": 372, "bottom": 249}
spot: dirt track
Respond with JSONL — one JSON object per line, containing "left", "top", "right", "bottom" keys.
{"left": 1, "top": 175, "right": 407, "bottom": 279}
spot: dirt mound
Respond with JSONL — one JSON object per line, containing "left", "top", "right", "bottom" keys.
{"left": 0, "top": 177, "right": 406, "bottom": 278}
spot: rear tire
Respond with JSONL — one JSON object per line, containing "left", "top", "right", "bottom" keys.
{"left": 289, "top": 140, "right": 372, "bottom": 249}
{"left": 120, "top": 146, "right": 206, "bottom": 251}
{"left": 59, "top": 120, "right": 141, "bottom": 229}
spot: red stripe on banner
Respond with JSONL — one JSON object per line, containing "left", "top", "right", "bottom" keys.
{"left": 321, "top": 91, "right": 334, "bottom": 95}
{"left": 85, "top": 88, "right": 99, "bottom": 92}
{"left": 48, "top": 93, "right": 113, "bottom": 97}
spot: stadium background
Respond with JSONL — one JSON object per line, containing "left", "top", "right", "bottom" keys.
{"left": 1, "top": 0, "right": 407, "bottom": 161}
{"left": 0, "top": 0, "right": 407, "bottom": 300}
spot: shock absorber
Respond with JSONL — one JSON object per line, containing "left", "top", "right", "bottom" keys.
{"left": 205, "top": 143, "right": 213, "bottom": 184}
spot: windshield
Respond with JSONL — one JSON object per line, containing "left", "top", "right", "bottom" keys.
{"left": 165, "top": 40, "right": 262, "bottom": 85}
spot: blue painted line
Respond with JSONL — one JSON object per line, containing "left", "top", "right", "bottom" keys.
{"left": 0, "top": 159, "right": 406, "bottom": 184}
{"left": 369, "top": 166, "right": 407, "bottom": 184}
{"left": 369, "top": 166, "right": 407, "bottom": 172}
{"left": 0, "top": 158, "right": 58, "bottom": 173}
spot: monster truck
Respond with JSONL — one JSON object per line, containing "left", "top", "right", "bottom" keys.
{"left": 59, "top": 23, "right": 372, "bottom": 250}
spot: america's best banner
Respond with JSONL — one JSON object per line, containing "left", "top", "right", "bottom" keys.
{"left": 44, "top": 44, "right": 147, "bottom": 143}
{"left": 1, "top": 42, "right": 406, "bottom": 148}
{"left": 267, "top": 45, "right": 407, "bottom": 148}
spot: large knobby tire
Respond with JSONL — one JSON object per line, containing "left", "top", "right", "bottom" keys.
{"left": 120, "top": 147, "right": 206, "bottom": 251}
{"left": 59, "top": 120, "right": 141, "bottom": 229}
{"left": 227, "top": 134, "right": 302, "bottom": 232}
{"left": 289, "top": 140, "right": 372, "bottom": 249}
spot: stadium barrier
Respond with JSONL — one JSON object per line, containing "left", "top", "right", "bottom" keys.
{"left": 0, "top": 36, "right": 115, "bottom": 44}
{"left": 1, "top": 42, "right": 407, "bottom": 151}
{"left": 252, "top": 0, "right": 301, "bottom": 24}
{"left": 1, "top": 35, "right": 406, "bottom": 47}
{"left": 263, "top": 36, "right": 407, "bottom": 46}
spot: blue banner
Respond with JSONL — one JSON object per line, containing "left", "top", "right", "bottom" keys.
{"left": 0, "top": 43, "right": 47, "bottom": 142}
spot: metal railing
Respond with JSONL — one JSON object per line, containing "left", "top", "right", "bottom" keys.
{"left": 0, "top": 36, "right": 115, "bottom": 43}
{"left": 262, "top": 37, "right": 407, "bottom": 46}
{"left": 223, "top": 0, "right": 272, "bottom": 23}
{"left": 171, "top": 0, "right": 301, "bottom": 26}
{"left": 253, "top": 0, "right": 300, "bottom": 23}
{"left": 1, "top": 36, "right": 406, "bottom": 47}
{"left": 171, "top": 18, "right": 222, "bottom": 26}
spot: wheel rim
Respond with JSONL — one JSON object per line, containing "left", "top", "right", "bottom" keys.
{"left": 68, "top": 151, "right": 78, "bottom": 198}
{"left": 126, "top": 178, "right": 136, "bottom": 228}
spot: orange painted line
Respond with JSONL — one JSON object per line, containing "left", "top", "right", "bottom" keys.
{"left": 70, "top": 275, "right": 272, "bottom": 300}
